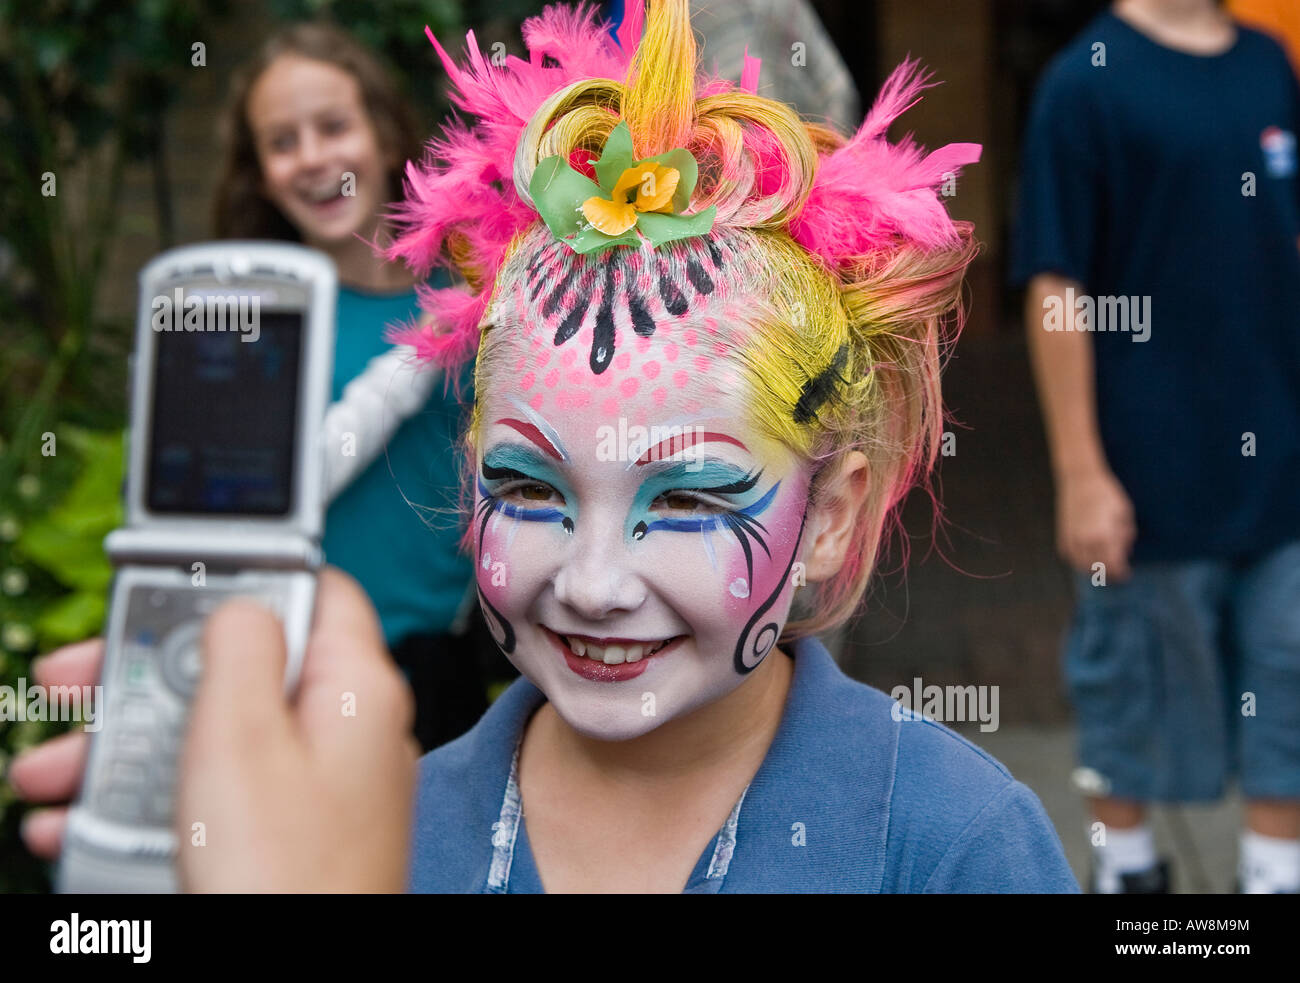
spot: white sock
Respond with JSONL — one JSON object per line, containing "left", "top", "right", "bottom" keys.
{"left": 1239, "top": 831, "right": 1300, "bottom": 894}
{"left": 1092, "top": 823, "right": 1157, "bottom": 894}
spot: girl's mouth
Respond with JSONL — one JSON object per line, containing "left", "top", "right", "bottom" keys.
{"left": 542, "top": 626, "right": 687, "bottom": 682}
{"left": 301, "top": 184, "right": 350, "bottom": 212}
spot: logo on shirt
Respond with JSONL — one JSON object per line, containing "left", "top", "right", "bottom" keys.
{"left": 1260, "top": 126, "right": 1297, "bottom": 179}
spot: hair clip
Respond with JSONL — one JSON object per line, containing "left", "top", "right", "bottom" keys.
{"left": 530, "top": 121, "right": 717, "bottom": 255}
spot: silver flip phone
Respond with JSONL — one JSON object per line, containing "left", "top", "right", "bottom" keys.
{"left": 58, "top": 242, "right": 336, "bottom": 893}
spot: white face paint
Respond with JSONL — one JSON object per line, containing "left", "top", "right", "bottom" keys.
{"left": 472, "top": 327, "right": 812, "bottom": 741}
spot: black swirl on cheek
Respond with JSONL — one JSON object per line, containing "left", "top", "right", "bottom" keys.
{"left": 477, "top": 587, "right": 516, "bottom": 655}
{"left": 733, "top": 509, "right": 807, "bottom": 675}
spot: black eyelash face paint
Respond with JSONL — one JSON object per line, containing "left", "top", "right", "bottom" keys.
{"left": 702, "top": 469, "right": 761, "bottom": 495}
{"left": 721, "top": 509, "right": 771, "bottom": 590}
{"left": 733, "top": 505, "right": 807, "bottom": 675}
{"left": 591, "top": 261, "right": 618, "bottom": 374}
{"left": 528, "top": 236, "right": 735, "bottom": 374}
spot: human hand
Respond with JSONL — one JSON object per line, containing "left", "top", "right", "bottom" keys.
{"left": 9, "top": 567, "right": 419, "bottom": 892}
{"left": 1055, "top": 469, "right": 1136, "bottom": 582}
{"left": 8, "top": 639, "right": 98, "bottom": 860}
{"left": 177, "top": 566, "right": 419, "bottom": 892}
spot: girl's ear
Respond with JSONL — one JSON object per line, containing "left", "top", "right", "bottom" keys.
{"left": 802, "top": 451, "right": 869, "bottom": 583}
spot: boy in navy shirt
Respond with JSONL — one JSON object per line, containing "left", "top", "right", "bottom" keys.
{"left": 1014, "top": 0, "right": 1300, "bottom": 893}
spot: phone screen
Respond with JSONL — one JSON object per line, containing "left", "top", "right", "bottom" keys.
{"left": 146, "top": 311, "right": 303, "bottom": 516}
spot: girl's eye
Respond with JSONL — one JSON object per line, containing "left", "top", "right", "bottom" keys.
{"left": 652, "top": 491, "right": 727, "bottom": 514}
{"left": 320, "top": 117, "right": 349, "bottom": 135}
{"left": 498, "top": 481, "right": 564, "bottom": 505}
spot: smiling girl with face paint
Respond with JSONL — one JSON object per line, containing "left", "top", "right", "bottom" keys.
{"left": 381, "top": 0, "right": 1080, "bottom": 893}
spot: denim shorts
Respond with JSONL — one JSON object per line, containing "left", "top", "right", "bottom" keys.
{"left": 1063, "top": 540, "right": 1300, "bottom": 802}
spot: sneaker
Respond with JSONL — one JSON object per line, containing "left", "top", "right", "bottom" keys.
{"left": 1089, "top": 859, "right": 1172, "bottom": 894}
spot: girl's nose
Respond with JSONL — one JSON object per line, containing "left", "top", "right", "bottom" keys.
{"left": 552, "top": 523, "right": 646, "bottom": 620}
{"left": 295, "top": 129, "right": 328, "bottom": 170}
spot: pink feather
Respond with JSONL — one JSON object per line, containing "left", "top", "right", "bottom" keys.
{"left": 790, "top": 58, "right": 981, "bottom": 265}
{"left": 739, "top": 46, "right": 761, "bottom": 94}
{"left": 386, "top": 2, "right": 634, "bottom": 368}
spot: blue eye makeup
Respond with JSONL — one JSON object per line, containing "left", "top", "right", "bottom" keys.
{"left": 629, "top": 460, "right": 764, "bottom": 520}
{"left": 476, "top": 444, "right": 575, "bottom": 544}
{"left": 627, "top": 461, "right": 781, "bottom": 587}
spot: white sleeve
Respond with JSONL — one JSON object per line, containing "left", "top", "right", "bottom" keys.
{"left": 322, "top": 346, "right": 443, "bottom": 503}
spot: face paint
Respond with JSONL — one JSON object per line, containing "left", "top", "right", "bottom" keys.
{"left": 513, "top": 234, "right": 731, "bottom": 375}
{"left": 473, "top": 320, "right": 812, "bottom": 741}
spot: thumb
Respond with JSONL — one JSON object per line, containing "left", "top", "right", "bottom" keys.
{"left": 190, "top": 599, "right": 296, "bottom": 757}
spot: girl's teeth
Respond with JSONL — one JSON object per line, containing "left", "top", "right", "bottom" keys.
{"left": 562, "top": 634, "right": 678, "bottom": 664}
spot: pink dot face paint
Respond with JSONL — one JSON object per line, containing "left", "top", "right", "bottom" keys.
{"left": 472, "top": 325, "right": 812, "bottom": 742}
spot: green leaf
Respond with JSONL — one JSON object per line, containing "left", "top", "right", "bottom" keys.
{"left": 34, "top": 591, "right": 106, "bottom": 647}
{"left": 567, "top": 225, "right": 641, "bottom": 255}
{"left": 593, "top": 121, "right": 635, "bottom": 193}
{"left": 16, "top": 521, "right": 114, "bottom": 592}
{"left": 51, "top": 426, "right": 123, "bottom": 525}
{"left": 530, "top": 154, "right": 604, "bottom": 239}
{"left": 642, "top": 147, "right": 699, "bottom": 213}
{"left": 634, "top": 207, "right": 718, "bottom": 249}
{"left": 15, "top": 425, "right": 122, "bottom": 591}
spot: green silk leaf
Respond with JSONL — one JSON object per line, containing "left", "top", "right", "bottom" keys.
{"left": 593, "top": 121, "right": 636, "bottom": 193}
{"left": 634, "top": 207, "right": 718, "bottom": 248}
{"left": 568, "top": 225, "right": 642, "bottom": 255}
{"left": 530, "top": 154, "right": 605, "bottom": 239}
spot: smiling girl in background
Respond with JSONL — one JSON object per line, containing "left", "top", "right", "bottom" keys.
{"left": 212, "top": 24, "right": 493, "bottom": 748}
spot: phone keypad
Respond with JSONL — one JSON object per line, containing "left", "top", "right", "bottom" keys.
{"left": 93, "top": 579, "right": 292, "bottom": 828}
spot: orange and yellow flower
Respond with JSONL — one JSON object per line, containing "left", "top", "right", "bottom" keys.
{"left": 530, "top": 120, "right": 716, "bottom": 255}
{"left": 581, "top": 162, "right": 681, "bottom": 236}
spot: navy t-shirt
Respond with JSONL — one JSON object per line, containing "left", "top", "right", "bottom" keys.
{"left": 1011, "top": 11, "right": 1300, "bottom": 562}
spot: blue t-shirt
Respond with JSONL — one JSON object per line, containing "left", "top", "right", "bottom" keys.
{"left": 321, "top": 284, "right": 474, "bottom": 646}
{"left": 407, "top": 635, "right": 1080, "bottom": 893}
{"left": 1011, "top": 12, "right": 1300, "bottom": 562}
